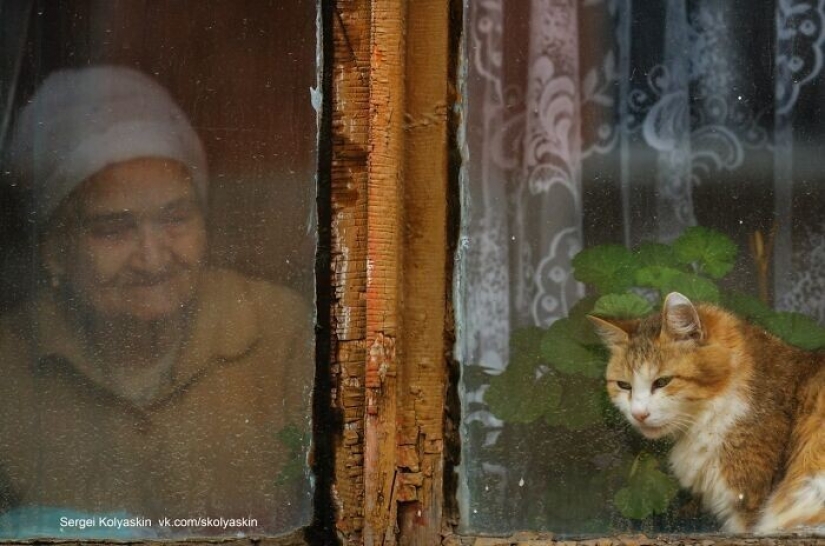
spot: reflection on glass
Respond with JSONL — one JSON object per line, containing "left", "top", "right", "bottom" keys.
{"left": 0, "top": 1, "right": 316, "bottom": 539}
{"left": 458, "top": 0, "right": 825, "bottom": 536}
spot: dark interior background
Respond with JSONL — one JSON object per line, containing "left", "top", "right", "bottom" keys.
{"left": 0, "top": 0, "right": 317, "bottom": 308}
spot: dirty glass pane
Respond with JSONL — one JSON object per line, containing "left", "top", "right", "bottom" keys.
{"left": 0, "top": 0, "right": 317, "bottom": 538}
{"left": 458, "top": 0, "right": 825, "bottom": 535}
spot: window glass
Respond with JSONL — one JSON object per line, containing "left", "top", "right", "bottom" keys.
{"left": 0, "top": 0, "right": 316, "bottom": 538}
{"left": 458, "top": 0, "right": 825, "bottom": 535}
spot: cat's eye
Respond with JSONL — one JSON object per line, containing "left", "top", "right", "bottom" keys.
{"left": 652, "top": 376, "right": 673, "bottom": 390}
{"left": 616, "top": 381, "right": 632, "bottom": 391}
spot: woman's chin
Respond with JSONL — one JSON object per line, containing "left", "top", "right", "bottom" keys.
{"left": 86, "top": 284, "right": 196, "bottom": 322}
{"left": 89, "top": 296, "right": 191, "bottom": 324}
{"left": 128, "top": 307, "right": 184, "bottom": 322}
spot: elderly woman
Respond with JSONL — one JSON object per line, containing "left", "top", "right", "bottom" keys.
{"left": 0, "top": 66, "right": 313, "bottom": 537}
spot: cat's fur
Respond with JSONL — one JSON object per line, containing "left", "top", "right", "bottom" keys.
{"left": 590, "top": 292, "right": 825, "bottom": 533}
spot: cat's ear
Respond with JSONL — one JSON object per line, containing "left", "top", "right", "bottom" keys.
{"left": 588, "top": 315, "right": 634, "bottom": 349}
{"left": 661, "top": 292, "right": 704, "bottom": 342}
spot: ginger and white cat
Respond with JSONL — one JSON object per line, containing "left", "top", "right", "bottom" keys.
{"left": 590, "top": 292, "right": 825, "bottom": 533}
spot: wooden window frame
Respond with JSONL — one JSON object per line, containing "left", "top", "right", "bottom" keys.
{"left": 2, "top": 2, "right": 822, "bottom": 546}
{"left": 325, "top": 0, "right": 454, "bottom": 543}
{"left": 326, "top": 2, "right": 825, "bottom": 546}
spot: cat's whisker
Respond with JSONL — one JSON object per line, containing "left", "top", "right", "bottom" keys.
{"left": 673, "top": 421, "right": 693, "bottom": 432}
{"left": 667, "top": 414, "right": 697, "bottom": 430}
{"left": 669, "top": 420, "right": 693, "bottom": 434}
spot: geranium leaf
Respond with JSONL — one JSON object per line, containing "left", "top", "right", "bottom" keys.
{"left": 486, "top": 327, "right": 563, "bottom": 423}
{"left": 723, "top": 291, "right": 774, "bottom": 323}
{"left": 565, "top": 296, "right": 602, "bottom": 345}
{"left": 614, "top": 454, "right": 679, "bottom": 519}
{"left": 572, "top": 245, "right": 637, "bottom": 294}
{"left": 672, "top": 226, "right": 737, "bottom": 279}
{"left": 542, "top": 375, "right": 606, "bottom": 431}
{"left": 635, "top": 266, "right": 720, "bottom": 303}
{"left": 540, "top": 319, "right": 607, "bottom": 378}
{"left": 592, "top": 293, "right": 653, "bottom": 319}
{"left": 761, "top": 312, "right": 825, "bottom": 350}
{"left": 634, "top": 242, "right": 680, "bottom": 269}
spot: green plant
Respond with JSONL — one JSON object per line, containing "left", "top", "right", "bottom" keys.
{"left": 484, "top": 226, "right": 825, "bottom": 529}
{"left": 274, "top": 423, "right": 310, "bottom": 486}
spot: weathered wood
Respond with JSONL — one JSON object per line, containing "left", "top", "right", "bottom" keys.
{"left": 362, "top": 0, "right": 406, "bottom": 544}
{"left": 330, "top": 1, "right": 372, "bottom": 543}
{"left": 332, "top": 0, "right": 453, "bottom": 544}
{"left": 397, "top": 0, "right": 452, "bottom": 545}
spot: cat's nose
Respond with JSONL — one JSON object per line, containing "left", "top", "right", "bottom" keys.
{"left": 632, "top": 409, "right": 650, "bottom": 423}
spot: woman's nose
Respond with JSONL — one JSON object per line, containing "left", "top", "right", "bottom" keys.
{"left": 132, "top": 223, "right": 171, "bottom": 271}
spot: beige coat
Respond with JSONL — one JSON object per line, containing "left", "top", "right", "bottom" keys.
{"left": 0, "top": 269, "right": 314, "bottom": 534}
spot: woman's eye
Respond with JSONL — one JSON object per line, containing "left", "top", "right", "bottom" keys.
{"left": 161, "top": 209, "right": 193, "bottom": 226}
{"left": 652, "top": 376, "right": 673, "bottom": 390}
{"left": 86, "top": 218, "right": 135, "bottom": 240}
{"left": 616, "top": 381, "right": 632, "bottom": 391}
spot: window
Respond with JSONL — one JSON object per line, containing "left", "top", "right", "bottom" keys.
{"left": 458, "top": 0, "right": 825, "bottom": 537}
{"left": 1, "top": 1, "right": 821, "bottom": 544}
{"left": 0, "top": 0, "right": 316, "bottom": 538}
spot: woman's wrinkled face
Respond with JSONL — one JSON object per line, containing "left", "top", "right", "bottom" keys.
{"left": 50, "top": 157, "right": 207, "bottom": 322}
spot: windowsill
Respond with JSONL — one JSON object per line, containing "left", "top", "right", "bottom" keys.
{"left": 0, "top": 527, "right": 309, "bottom": 546}
{"left": 444, "top": 531, "right": 825, "bottom": 546}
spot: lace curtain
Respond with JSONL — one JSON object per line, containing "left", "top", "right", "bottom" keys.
{"left": 458, "top": 0, "right": 825, "bottom": 532}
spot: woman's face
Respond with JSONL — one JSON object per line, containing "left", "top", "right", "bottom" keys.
{"left": 50, "top": 157, "right": 207, "bottom": 322}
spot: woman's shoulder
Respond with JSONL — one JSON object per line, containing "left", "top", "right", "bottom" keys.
{"left": 198, "top": 268, "right": 312, "bottom": 344}
{"left": 197, "top": 268, "right": 314, "bottom": 387}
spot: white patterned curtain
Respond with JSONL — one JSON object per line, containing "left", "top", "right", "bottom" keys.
{"left": 459, "top": 0, "right": 825, "bottom": 532}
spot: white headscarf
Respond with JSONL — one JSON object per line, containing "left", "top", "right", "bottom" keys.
{"left": 6, "top": 65, "right": 208, "bottom": 222}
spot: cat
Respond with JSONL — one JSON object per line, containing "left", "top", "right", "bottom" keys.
{"left": 589, "top": 292, "right": 825, "bottom": 533}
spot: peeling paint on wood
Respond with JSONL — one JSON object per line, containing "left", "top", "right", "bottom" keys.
{"left": 395, "top": 1, "right": 453, "bottom": 545}
{"left": 332, "top": 0, "right": 453, "bottom": 544}
{"left": 331, "top": 1, "right": 372, "bottom": 543}
{"left": 362, "top": 0, "right": 405, "bottom": 542}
